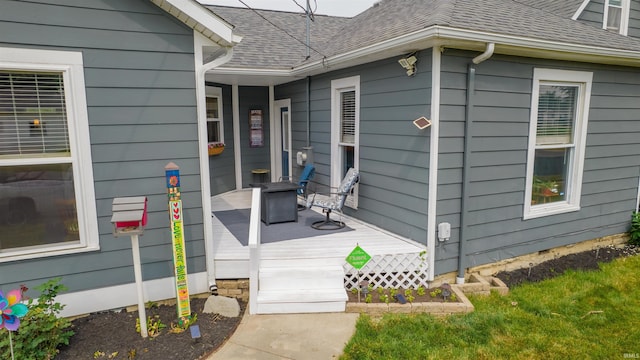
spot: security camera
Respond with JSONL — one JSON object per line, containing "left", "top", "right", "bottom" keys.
{"left": 398, "top": 54, "right": 417, "bottom": 76}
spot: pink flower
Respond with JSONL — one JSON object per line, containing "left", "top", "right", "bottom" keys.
{"left": 208, "top": 143, "right": 225, "bottom": 149}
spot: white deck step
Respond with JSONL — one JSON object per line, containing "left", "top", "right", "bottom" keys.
{"left": 256, "top": 289, "right": 347, "bottom": 314}
{"left": 259, "top": 265, "right": 344, "bottom": 291}
{"left": 255, "top": 265, "right": 347, "bottom": 314}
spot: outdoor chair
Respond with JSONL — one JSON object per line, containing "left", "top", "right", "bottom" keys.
{"left": 306, "top": 167, "right": 359, "bottom": 230}
{"left": 280, "top": 163, "right": 315, "bottom": 210}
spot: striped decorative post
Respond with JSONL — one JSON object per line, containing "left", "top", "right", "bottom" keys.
{"left": 165, "top": 162, "right": 191, "bottom": 322}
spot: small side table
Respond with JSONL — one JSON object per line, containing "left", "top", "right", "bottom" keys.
{"left": 251, "top": 168, "right": 270, "bottom": 185}
{"left": 260, "top": 182, "right": 300, "bottom": 225}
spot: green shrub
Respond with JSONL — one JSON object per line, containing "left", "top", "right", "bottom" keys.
{"left": 630, "top": 211, "right": 640, "bottom": 246}
{"left": 0, "top": 278, "right": 74, "bottom": 359}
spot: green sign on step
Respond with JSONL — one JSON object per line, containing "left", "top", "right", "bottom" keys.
{"left": 346, "top": 245, "right": 371, "bottom": 270}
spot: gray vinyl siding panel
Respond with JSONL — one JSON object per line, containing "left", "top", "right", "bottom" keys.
{"left": 206, "top": 83, "right": 236, "bottom": 195}
{"left": 439, "top": 49, "right": 640, "bottom": 274}
{"left": 577, "top": 0, "right": 605, "bottom": 28}
{"left": 277, "top": 49, "right": 433, "bottom": 245}
{"left": 0, "top": 0, "right": 206, "bottom": 294}
{"left": 629, "top": 0, "right": 640, "bottom": 38}
{"left": 238, "top": 86, "right": 271, "bottom": 188}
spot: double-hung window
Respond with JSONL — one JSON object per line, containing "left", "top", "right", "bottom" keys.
{"left": 331, "top": 76, "right": 360, "bottom": 208}
{"left": 205, "top": 86, "right": 224, "bottom": 146}
{"left": 524, "top": 68, "right": 592, "bottom": 219}
{"left": 604, "top": 0, "right": 630, "bottom": 35}
{"left": 0, "top": 47, "right": 98, "bottom": 261}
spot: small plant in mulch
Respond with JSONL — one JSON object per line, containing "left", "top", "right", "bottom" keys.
{"left": 629, "top": 211, "right": 640, "bottom": 246}
{"left": 347, "top": 284, "right": 461, "bottom": 304}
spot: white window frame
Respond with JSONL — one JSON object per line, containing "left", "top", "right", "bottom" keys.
{"left": 524, "top": 68, "right": 592, "bottom": 220}
{"left": 330, "top": 76, "right": 360, "bottom": 209}
{"left": 0, "top": 47, "right": 99, "bottom": 262}
{"left": 603, "top": 0, "right": 630, "bottom": 35}
{"left": 205, "top": 86, "right": 224, "bottom": 146}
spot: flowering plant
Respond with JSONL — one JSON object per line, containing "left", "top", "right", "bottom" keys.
{"left": 0, "top": 289, "right": 28, "bottom": 331}
{"left": 207, "top": 142, "right": 225, "bottom": 149}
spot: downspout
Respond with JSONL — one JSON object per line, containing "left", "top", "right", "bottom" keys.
{"left": 197, "top": 44, "right": 234, "bottom": 294}
{"left": 457, "top": 43, "right": 494, "bottom": 284}
{"left": 427, "top": 47, "right": 442, "bottom": 281}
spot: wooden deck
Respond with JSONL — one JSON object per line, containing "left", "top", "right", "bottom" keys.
{"left": 211, "top": 189, "right": 425, "bottom": 279}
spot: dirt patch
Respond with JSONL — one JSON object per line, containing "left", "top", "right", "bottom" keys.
{"left": 57, "top": 297, "right": 245, "bottom": 360}
{"left": 496, "top": 244, "right": 640, "bottom": 288}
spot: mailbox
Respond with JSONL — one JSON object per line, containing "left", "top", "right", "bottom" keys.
{"left": 111, "top": 196, "right": 148, "bottom": 237}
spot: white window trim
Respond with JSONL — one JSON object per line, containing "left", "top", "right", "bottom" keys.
{"left": 330, "top": 75, "right": 360, "bottom": 209}
{"left": 0, "top": 47, "right": 99, "bottom": 262}
{"left": 603, "top": 0, "right": 630, "bottom": 35}
{"left": 205, "top": 86, "right": 224, "bottom": 145}
{"left": 523, "top": 68, "right": 592, "bottom": 220}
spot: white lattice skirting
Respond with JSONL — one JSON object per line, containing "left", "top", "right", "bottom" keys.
{"left": 343, "top": 253, "right": 429, "bottom": 290}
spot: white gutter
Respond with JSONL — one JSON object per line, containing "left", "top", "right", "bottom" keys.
{"left": 427, "top": 46, "right": 442, "bottom": 282}
{"left": 194, "top": 31, "right": 235, "bottom": 293}
{"left": 284, "top": 25, "right": 640, "bottom": 76}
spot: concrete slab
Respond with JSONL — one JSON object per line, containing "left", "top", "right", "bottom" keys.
{"left": 207, "top": 312, "right": 359, "bottom": 360}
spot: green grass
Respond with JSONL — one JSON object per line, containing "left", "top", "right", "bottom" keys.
{"left": 341, "top": 255, "right": 640, "bottom": 360}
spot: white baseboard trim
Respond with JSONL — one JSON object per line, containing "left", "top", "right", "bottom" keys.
{"left": 57, "top": 272, "right": 209, "bottom": 317}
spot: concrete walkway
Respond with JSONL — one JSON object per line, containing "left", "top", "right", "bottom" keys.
{"left": 207, "top": 312, "right": 359, "bottom": 359}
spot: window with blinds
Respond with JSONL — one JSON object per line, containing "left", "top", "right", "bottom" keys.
{"left": 205, "top": 87, "right": 224, "bottom": 145}
{"left": 535, "top": 84, "right": 577, "bottom": 145}
{"left": 340, "top": 90, "right": 356, "bottom": 144}
{"left": 0, "top": 71, "right": 71, "bottom": 157}
{"left": 525, "top": 68, "right": 592, "bottom": 219}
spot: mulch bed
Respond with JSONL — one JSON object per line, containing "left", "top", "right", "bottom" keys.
{"left": 346, "top": 285, "right": 460, "bottom": 304}
{"left": 53, "top": 244, "right": 638, "bottom": 359}
{"left": 57, "top": 297, "right": 245, "bottom": 360}
{"left": 496, "top": 244, "right": 640, "bottom": 288}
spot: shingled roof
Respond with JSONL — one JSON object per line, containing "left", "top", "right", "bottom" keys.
{"left": 209, "top": 0, "right": 640, "bottom": 71}
{"left": 209, "top": 6, "right": 349, "bottom": 69}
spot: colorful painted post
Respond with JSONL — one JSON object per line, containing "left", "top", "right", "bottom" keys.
{"left": 165, "top": 162, "right": 191, "bottom": 322}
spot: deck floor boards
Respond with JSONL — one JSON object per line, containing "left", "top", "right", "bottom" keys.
{"left": 211, "top": 189, "right": 424, "bottom": 277}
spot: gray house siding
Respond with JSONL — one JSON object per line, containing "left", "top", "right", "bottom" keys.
{"left": 206, "top": 83, "right": 236, "bottom": 195}
{"left": 276, "top": 50, "right": 433, "bottom": 246}
{"left": 575, "top": 0, "right": 640, "bottom": 38}
{"left": 629, "top": 0, "right": 640, "bottom": 38}
{"left": 440, "top": 49, "right": 640, "bottom": 273}
{"left": 239, "top": 86, "right": 271, "bottom": 188}
{"left": 0, "top": 0, "right": 206, "bottom": 294}
{"left": 576, "top": 0, "right": 605, "bottom": 28}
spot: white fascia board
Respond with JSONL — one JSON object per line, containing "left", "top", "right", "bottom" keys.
{"left": 149, "top": 0, "right": 240, "bottom": 46}
{"left": 210, "top": 67, "right": 297, "bottom": 78}
{"left": 289, "top": 25, "right": 640, "bottom": 75}
{"left": 572, "top": 0, "right": 592, "bottom": 20}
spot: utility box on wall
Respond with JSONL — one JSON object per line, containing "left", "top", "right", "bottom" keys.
{"left": 296, "top": 146, "right": 313, "bottom": 166}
